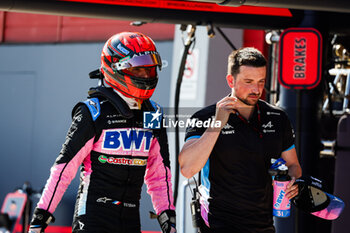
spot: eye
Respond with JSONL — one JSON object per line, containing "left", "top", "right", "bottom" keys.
{"left": 133, "top": 67, "right": 142, "bottom": 72}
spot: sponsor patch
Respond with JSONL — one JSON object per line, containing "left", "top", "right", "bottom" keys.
{"left": 98, "top": 155, "right": 147, "bottom": 166}
{"left": 117, "top": 43, "right": 130, "bottom": 55}
{"left": 221, "top": 130, "right": 235, "bottom": 135}
{"left": 102, "top": 128, "right": 153, "bottom": 152}
{"left": 267, "top": 111, "right": 281, "bottom": 116}
{"left": 262, "top": 121, "right": 276, "bottom": 133}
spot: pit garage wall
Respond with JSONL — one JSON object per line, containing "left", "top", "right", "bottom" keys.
{"left": 0, "top": 12, "right": 174, "bottom": 43}
{"left": 0, "top": 40, "right": 174, "bottom": 231}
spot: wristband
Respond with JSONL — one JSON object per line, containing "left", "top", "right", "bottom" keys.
{"left": 29, "top": 208, "right": 55, "bottom": 231}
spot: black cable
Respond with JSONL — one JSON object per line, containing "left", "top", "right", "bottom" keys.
{"left": 215, "top": 27, "right": 237, "bottom": 51}
{"left": 187, "top": 177, "right": 201, "bottom": 197}
{"left": 173, "top": 26, "right": 196, "bottom": 206}
{"left": 192, "top": 177, "right": 199, "bottom": 188}
{"left": 188, "top": 179, "right": 195, "bottom": 197}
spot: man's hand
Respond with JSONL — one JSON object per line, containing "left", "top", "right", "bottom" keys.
{"left": 157, "top": 210, "right": 176, "bottom": 233}
{"left": 285, "top": 177, "right": 299, "bottom": 199}
{"left": 28, "top": 208, "right": 55, "bottom": 233}
{"left": 214, "top": 96, "right": 238, "bottom": 130}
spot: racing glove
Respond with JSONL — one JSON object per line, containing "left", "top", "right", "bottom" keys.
{"left": 28, "top": 208, "right": 55, "bottom": 233}
{"left": 157, "top": 210, "right": 176, "bottom": 233}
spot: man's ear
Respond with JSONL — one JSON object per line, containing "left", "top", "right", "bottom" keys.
{"left": 226, "top": 74, "right": 234, "bottom": 88}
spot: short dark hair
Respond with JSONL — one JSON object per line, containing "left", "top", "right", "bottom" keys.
{"left": 227, "top": 47, "right": 267, "bottom": 77}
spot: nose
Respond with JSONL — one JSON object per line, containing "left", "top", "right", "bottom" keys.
{"left": 139, "top": 68, "right": 151, "bottom": 78}
{"left": 251, "top": 84, "right": 260, "bottom": 94}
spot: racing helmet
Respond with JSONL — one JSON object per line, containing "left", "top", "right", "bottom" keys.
{"left": 292, "top": 176, "right": 345, "bottom": 220}
{"left": 100, "top": 32, "right": 162, "bottom": 100}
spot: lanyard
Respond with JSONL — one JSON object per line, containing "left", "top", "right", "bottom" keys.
{"left": 235, "top": 104, "right": 262, "bottom": 138}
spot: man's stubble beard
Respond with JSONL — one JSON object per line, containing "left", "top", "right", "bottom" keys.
{"left": 236, "top": 95, "right": 259, "bottom": 106}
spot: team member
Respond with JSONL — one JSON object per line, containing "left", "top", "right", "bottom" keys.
{"left": 179, "top": 47, "right": 301, "bottom": 233}
{"left": 29, "top": 32, "right": 176, "bottom": 233}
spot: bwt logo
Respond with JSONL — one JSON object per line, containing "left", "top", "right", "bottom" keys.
{"left": 102, "top": 129, "right": 153, "bottom": 151}
{"left": 274, "top": 190, "right": 286, "bottom": 208}
{"left": 143, "top": 109, "right": 162, "bottom": 129}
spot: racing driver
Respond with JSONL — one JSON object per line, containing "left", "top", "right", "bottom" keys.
{"left": 28, "top": 32, "right": 176, "bottom": 233}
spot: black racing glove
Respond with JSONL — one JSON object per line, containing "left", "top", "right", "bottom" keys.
{"left": 29, "top": 208, "right": 55, "bottom": 233}
{"left": 157, "top": 210, "right": 176, "bottom": 233}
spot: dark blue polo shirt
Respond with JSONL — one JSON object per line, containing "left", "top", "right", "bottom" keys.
{"left": 185, "top": 99, "right": 295, "bottom": 232}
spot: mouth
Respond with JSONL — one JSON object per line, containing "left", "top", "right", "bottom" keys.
{"left": 248, "top": 95, "right": 259, "bottom": 99}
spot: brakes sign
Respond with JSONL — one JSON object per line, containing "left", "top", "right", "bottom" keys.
{"left": 279, "top": 28, "right": 322, "bottom": 89}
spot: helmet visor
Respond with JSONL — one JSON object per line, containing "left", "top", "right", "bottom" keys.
{"left": 292, "top": 176, "right": 345, "bottom": 220}
{"left": 113, "top": 53, "right": 162, "bottom": 71}
{"left": 311, "top": 192, "right": 345, "bottom": 220}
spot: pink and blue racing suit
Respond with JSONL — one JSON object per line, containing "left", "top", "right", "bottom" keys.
{"left": 35, "top": 87, "right": 175, "bottom": 233}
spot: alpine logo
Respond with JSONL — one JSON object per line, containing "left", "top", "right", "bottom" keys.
{"left": 221, "top": 123, "right": 235, "bottom": 134}
{"left": 262, "top": 121, "right": 273, "bottom": 128}
{"left": 262, "top": 121, "right": 275, "bottom": 133}
{"left": 223, "top": 123, "right": 234, "bottom": 129}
